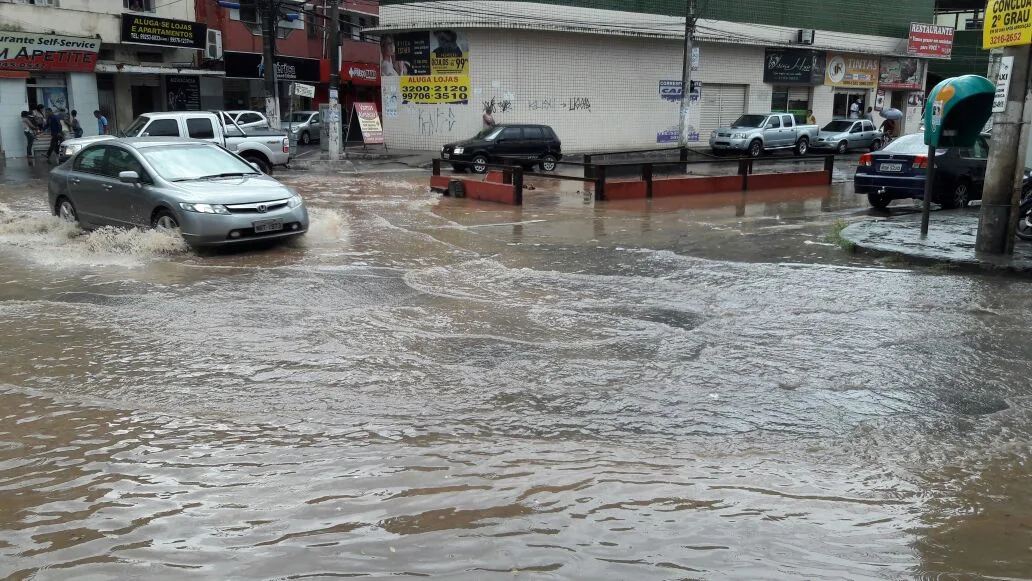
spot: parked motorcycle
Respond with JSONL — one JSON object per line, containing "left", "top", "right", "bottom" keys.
{"left": 1017, "top": 190, "right": 1032, "bottom": 241}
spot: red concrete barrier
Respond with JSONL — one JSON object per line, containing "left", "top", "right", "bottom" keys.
{"left": 484, "top": 170, "right": 507, "bottom": 184}
{"left": 463, "top": 179, "right": 520, "bottom": 204}
{"left": 603, "top": 180, "right": 647, "bottom": 200}
{"left": 747, "top": 170, "right": 830, "bottom": 191}
{"left": 652, "top": 175, "right": 744, "bottom": 197}
{"left": 430, "top": 175, "right": 451, "bottom": 191}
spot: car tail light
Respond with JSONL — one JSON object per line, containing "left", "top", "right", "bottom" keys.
{"left": 282, "top": 138, "right": 289, "bottom": 153}
{"left": 913, "top": 155, "right": 928, "bottom": 169}
{"left": 859, "top": 153, "right": 872, "bottom": 167}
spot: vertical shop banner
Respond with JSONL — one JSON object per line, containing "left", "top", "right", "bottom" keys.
{"left": 825, "top": 53, "right": 879, "bottom": 88}
{"left": 42, "top": 87, "right": 69, "bottom": 113}
{"left": 382, "top": 30, "right": 470, "bottom": 104}
{"left": 166, "top": 75, "right": 201, "bottom": 111}
{"left": 354, "top": 102, "right": 384, "bottom": 144}
{"left": 0, "top": 32, "right": 100, "bottom": 78}
{"left": 879, "top": 58, "right": 923, "bottom": 90}
{"left": 875, "top": 89, "right": 886, "bottom": 111}
{"left": 763, "top": 48, "right": 825, "bottom": 84}
{"left": 907, "top": 23, "right": 955, "bottom": 59}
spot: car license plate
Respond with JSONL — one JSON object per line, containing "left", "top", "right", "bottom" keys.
{"left": 880, "top": 163, "right": 903, "bottom": 172}
{"left": 442, "top": 153, "right": 450, "bottom": 159}
{"left": 253, "top": 219, "right": 283, "bottom": 233}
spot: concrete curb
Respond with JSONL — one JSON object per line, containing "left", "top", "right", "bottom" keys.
{"left": 841, "top": 216, "right": 1032, "bottom": 277}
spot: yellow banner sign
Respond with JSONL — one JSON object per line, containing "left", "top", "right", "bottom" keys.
{"left": 825, "top": 52, "right": 879, "bottom": 88}
{"left": 984, "top": 0, "right": 1032, "bottom": 48}
{"left": 400, "top": 75, "right": 470, "bottom": 105}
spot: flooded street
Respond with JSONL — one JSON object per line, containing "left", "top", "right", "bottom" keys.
{"left": 1, "top": 170, "right": 1031, "bottom": 580}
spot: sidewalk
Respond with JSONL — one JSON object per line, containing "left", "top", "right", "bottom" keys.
{"left": 841, "top": 209, "right": 1032, "bottom": 275}
{"left": 287, "top": 146, "right": 436, "bottom": 172}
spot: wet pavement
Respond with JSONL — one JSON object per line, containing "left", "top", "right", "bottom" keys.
{"left": 1, "top": 164, "right": 1032, "bottom": 580}
{"left": 843, "top": 209, "right": 1032, "bottom": 274}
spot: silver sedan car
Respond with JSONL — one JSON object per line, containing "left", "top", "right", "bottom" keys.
{"left": 48, "top": 139, "right": 308, "bottom": 247}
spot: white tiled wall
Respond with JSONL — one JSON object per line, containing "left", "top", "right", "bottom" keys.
{"left": 0, "top": 79, "right": 29, "bottom": 161}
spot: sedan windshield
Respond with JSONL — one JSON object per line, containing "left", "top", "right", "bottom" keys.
{"left": 731, "top": 115, "right": 767, "bottom": 128}
{"left": 822, "top": 121, "right": 854, "bottom": 133}
{"left": 140, "top": 144, "right": 261, "bottom": 181}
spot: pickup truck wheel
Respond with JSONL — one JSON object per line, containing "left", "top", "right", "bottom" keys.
{"left": 300, "top": 131, "right": 311, "bottom": 145}
{"left": 836, "top": 141, "right": 848, "bottom": 155}
{"left": 540, "top": 154, "right": 558, "bottom": 172}
{"left": 748, "top": 139, "right": 763, "bottom": 158}
{"left": 244, "top": 155, "right": 272, "bottom": 175}
{"left": 867, "top": 192, "right": 891, "bottom": 210}
{"left": 794, "top": 138, "right": 809, "bottom": 156}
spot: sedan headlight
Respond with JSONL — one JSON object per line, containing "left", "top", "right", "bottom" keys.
{"left": 62, "top": 144, "right": 83, "bottom": 156}
{"left": 731, "top": 132, "right": 748, "bottom": 139}
{"left": 287, "top": 193, "right": 303, "bottom": 208}
{"left": 179, "top": 202, "right": 230, "bottom": 214}
{"left": 452, "top": 147, "right": 464, "bottom": 154}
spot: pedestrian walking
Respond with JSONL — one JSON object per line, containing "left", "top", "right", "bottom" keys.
{"left": 849, "top": 98, "right": 861, "bottom": 119}
{"left": 45, "top": 108, "right": 63, "bottom": 164}
{"left": 864, "top": 107, "right": 874, "bottom": 122}
{"left": 806, "top": 110, "right": 816, "bottom": 125}
{"left": 21, "top": 111, "right": 36, "bottom": 165}
{"left": 482, "top": 104, "right": 496, "bottom": 128}
{"left": 70, "top": 109, "right": 83, "bottom": 138}
{"left": 31, "top": 104, "right": 46, "bottom": 131}
{"left": 94, "top": 110, "right": 109, "bottom": 135}
{"left": 879, "top": 118, "right": 896, "bottom": 142}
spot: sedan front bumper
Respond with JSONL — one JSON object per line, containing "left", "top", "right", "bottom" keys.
{"left": 177, "top": 204, "right": 310, "bottom": 246}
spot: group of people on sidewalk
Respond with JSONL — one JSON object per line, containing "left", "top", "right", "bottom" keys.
{"left": 19, "top": 106, "right": 109, "bottom": 165}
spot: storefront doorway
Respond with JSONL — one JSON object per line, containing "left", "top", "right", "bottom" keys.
{"left": 833, "top": 91, "right": 868, "bottom": 119}
{"left": 771, "top": 86, "right": 811, "bottom": 124}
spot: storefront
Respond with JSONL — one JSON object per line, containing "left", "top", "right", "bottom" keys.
{"left": 878, "top": 57, "right": 925, "bottom": 134}
{"left": 223, "top": 51, "right": 322, "bottom": 116}
{"left": 824, "top": 52, "right": 880, "bottom": 118}
{"left": 763, "top": 48, "right": 824, "bottom": 123}
{"left": 0, "top": 31, "right": 101, "bottom": 160}
{"left": 340, "top": 61, "right": 380, "bottom": 142}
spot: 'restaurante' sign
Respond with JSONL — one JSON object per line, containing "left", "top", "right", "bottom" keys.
{"left": 120, "top": 14, "right": 206, "bottom": 50}
{"left": 907, "top": 22, "right": 955, "bottom": 59}
{"left": 0, "top": 32, "right": 100, "bottom": 77}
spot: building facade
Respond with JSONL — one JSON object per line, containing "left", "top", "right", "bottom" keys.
{"left": 374, "top": 0, "right": 937, "bottom": 152}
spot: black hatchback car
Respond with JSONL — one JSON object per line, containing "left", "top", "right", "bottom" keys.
{"left": 442, "top": 124, "right": 562, "bottom": 174}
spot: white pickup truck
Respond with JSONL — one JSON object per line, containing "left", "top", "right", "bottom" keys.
{"left": 59, "top": 111, "right": 292, "bottom": 174}
{"left": 709, "top": 113, "right": 820, "bottom": 158}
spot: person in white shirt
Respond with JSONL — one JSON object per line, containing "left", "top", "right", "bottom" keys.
{"left": 849, "top": 98, "right": 861, "bottom": 119}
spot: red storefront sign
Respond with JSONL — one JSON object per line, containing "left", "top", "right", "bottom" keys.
{"left": 342, "top": 61, "right": 380, "bottom": 85}
{"left": 907, "top": 22, "right": 955, "bottom": 59}
{"left": 0, "top": 32, "right": 101, "bottom": 78}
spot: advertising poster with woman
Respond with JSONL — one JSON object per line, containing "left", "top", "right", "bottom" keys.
{"left": 381, "top": 30, "right": 469, "bottom": 105}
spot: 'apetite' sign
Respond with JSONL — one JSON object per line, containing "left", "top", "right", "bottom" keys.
{"left": 120, "top": 14, "right": 205, "bottom": 50}
{"left": 0, "top": 32, "right": 100, "bottom": 77}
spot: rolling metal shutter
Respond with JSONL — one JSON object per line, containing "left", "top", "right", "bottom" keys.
{"left": 699, "top": 84, "right": 747, "bottom": 137}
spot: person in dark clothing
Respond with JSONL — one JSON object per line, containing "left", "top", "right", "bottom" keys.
{"left": 31, "top": 104, "right": 46, "bottom": 131}
{"left": 70, "top": 109, "right": 83, "bottom": 138}
{"left": 45, "top": 108, "right": 63, "bottom": 163}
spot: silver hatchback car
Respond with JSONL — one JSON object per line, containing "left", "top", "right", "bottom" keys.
{"left": 48, "top": 139, "right": 309, "bottom": 247}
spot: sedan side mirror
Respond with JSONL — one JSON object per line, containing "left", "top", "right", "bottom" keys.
{"left": 118, "top": 170, "right": 140, "bottom": 184}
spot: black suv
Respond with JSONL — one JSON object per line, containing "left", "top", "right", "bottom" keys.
{"left": 442, "top": 124, "right": 562, "bottom": 174}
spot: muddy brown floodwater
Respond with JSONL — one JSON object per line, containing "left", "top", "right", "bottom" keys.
{"left": 1, "top": 170, "right": 1031, "bottom": 580}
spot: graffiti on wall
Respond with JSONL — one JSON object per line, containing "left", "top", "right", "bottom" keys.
{"left": 418, "top": 107, "right": 457, "bottom": 136}
{"left": 527, "top": 97, "right": 592, "bottom": 112}
{"left": 483, "top": 96, "right": 513, "bottom": 114}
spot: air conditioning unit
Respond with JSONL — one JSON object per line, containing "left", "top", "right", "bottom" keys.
{"left": 206, "top": 29, "right": 223, "bottom": 61}
{"left": 797, "top": 29, "right": 815, "bottom": 45}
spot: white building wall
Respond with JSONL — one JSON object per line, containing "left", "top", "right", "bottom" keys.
{"left": 0, "top": 79, "right": 29, "bottom": 160}
{"left": 68, "top": 74, "right": 100, "bottom": 136}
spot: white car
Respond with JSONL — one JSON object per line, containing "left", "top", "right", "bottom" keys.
{"left": 222, "top": 110, "right": 270, "bottom": 131}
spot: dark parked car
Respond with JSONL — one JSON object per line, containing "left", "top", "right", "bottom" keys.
{"left": 855, "top": 133, "right": 992, "bottom": 210}
{"left": 442, "top": 124, "right": 562, "bottom": 174}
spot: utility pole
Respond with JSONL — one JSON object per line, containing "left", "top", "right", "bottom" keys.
{"left": 977, "top": 44, "right": 1032, "bottom": 254}
{"left": 261, "top": 0, "right": 281, "bottom": 130}
{"left": 678, "top": 0, "right": 698, "bottom": 146}
{"left": 327, "top": 0, "right": 342, "bottom": 160}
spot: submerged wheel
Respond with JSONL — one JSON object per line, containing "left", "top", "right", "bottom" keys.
{"left": 867, "top": 192, "right": 891, "bottom": 210}
{"left": 151, "top": 209, "right": 180, "bottom": 230}
{"left": 56, "top": 197, "right": 78, "bottom": 224}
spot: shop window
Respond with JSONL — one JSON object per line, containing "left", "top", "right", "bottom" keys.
{"left": 833, "top": 93, "right": 867, "bottom": 119}
{"left": 124, "top": 0, "right": 155, "bottom": 11}
{"left": 770, "top": 86, "right": 811, "bottom": 124}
